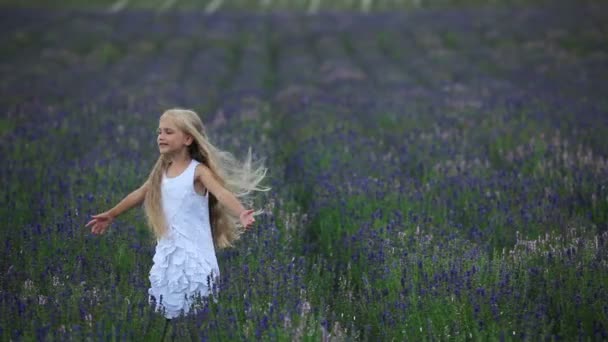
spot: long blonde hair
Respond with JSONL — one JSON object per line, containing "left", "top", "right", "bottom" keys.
{"left": 143, "top": 108, "right": 269, "bottom": 249}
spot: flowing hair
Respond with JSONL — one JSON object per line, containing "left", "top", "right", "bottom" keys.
{"left": 143, "top": 108, "right": 269, "bottom": 249}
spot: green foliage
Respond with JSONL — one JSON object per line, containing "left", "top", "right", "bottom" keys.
{"left": 2, "top": 2, "right": 607, "bottom": 340}
{"left": 0, "top": 0, "right": 558, "bottom": 11}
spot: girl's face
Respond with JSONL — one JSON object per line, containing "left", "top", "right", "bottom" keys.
{"left": 157, "top": 116, "right": 192, "bottom": 156}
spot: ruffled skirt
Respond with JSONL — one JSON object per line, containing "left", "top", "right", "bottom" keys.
{"left": 148, "top": 235, "right": 219, "bottom": 319}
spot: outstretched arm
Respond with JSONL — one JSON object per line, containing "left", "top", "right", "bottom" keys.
{"left": 196, "top": 164, "right": 256, "bottom": 229}
{"left": 86, "top": 181, "right": 149, "bottom": 235}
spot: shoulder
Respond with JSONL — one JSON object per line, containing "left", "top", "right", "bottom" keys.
{"left": 140, "top": 180, "right": 151, "bottom": 191}
{"left": 195, "top": 162, "right": 211, "bottom": 173}
{"left": 195, "top": 163, "right": 213, "bottom": 179}
{"left": 195, "top": 164, "right": 224, "bottom": 192}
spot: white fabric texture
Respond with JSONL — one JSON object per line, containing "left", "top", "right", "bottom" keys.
{"left": 148, "top": 159, "right": 219, "bottom": 319}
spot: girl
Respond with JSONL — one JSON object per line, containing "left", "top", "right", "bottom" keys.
{"left": 85, "top": 108, "right": 269, "bottom": 321}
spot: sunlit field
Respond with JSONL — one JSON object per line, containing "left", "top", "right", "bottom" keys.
{"left": 1, "top": 1, "right": 607, "bottom": 340}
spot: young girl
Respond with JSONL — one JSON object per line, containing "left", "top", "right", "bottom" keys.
{"left": 86, "top": 108, "right": 269, "bottom": 321}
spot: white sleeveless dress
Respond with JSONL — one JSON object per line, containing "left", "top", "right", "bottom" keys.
{"left": 148, "top": 159, "right": 220, "bottom": 319}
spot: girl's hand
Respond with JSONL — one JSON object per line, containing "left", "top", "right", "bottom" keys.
{"left": 86, "top": 212, "right": 114, "bottom": 235}
{"left": 239, "top": 209, "right": 256, "bottom": 230}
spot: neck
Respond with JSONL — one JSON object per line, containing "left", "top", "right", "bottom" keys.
{"left": 167, "top": 150, "right": 191, "bottom": 166}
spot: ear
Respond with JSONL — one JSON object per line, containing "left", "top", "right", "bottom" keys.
{"left": 185, "top": 134, "right": 193, "bottom": 146}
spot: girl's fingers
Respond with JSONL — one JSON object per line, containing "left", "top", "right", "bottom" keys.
{"left": 86, "top": 220, "right": 101, "bottom": 228}
{"left": 86, "top": 218, "right": 104, "bottom": 228}
{"left": 90, "top": 222, "right": 105, "bottom": 234}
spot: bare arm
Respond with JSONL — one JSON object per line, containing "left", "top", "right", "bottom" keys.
{"left": 196, "top": 165, "right": 245, "bottom": 217}
{"left": 196, "top": 165, "right": 256, "bottom": 229}
{"left": 86, "top": 181, "right": 149, "bottom": 235}
{"left": 107, "top": 181, "right": 149, "bottom": 218}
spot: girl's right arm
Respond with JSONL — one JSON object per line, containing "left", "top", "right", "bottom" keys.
{"left": 86, "top": 181, "right": 149, "bottom": 235}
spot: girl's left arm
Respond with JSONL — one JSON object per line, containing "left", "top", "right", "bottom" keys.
{"left": 196, "top": 164, "right": 252, "bottom": 219}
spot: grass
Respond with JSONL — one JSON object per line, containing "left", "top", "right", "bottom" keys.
{"left": 0, "top": 0, "right": 561, "bottom": 11}
{"left": 1, "top": 1, "right": 608, "bottom": 340}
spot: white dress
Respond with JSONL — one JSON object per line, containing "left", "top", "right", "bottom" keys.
{"left": 148, "top": 159, "right": 220, "bottom": 319}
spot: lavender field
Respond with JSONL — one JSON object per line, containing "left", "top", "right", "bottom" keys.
{"left": 1, "top": 2, "right": 608, "bottom": 341}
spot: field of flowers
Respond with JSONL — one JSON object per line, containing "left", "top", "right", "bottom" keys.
{"left": 1, "top": 1, "right": 608, "bottom": 340}
{"left": 0, "top": 0, "right": 555, "bottom": 12}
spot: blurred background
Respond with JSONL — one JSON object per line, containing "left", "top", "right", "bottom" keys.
{"left": 1, "top": 0, "right": 607, "bottom": 340}
{"left": 0, "top": 0, "right": 580, "bottom": 11}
